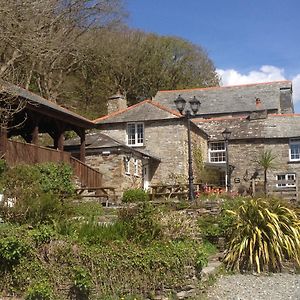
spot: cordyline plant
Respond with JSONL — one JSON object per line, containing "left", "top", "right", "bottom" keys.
{"left": 224, "top": 198, "right": 300, "bottom": 273}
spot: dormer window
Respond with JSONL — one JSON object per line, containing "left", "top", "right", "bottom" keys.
{"left": 127, "top": 123, "right": 144, "bottom": 146}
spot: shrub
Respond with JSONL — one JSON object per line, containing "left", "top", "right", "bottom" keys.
{"left": 119, "top": 202, "right": 161, "bottom": 244}
{"left": 71, "top": 266, "right": 92, "bottom": 299}
{"left": 122, "top": 188, "right": 149, "bottom": 203}
{"left": 158, "top": 210, "right": 198, "bottom": 241}
{"left": 25, "top": 281, "right": 53, "bottom": 300}
{"left": 37, "top": 163, "right": 75, "bottom": 197}
{"left": 0, "top": 236, "right": 29, "bottom": 269}
{"left": 31, "top": 225, "right": 56, "bottom": 246}
{"left": 224, "top": 198, "right": 300, "bottom": 273}
{"left": 1, "top": 191, "right": 70, "bottom": 225}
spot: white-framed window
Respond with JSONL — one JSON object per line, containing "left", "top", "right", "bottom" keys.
{"left": 127, "top": 123, "right": 144, "bottom": 146}
{"left": 209, "top": 142, "right": 226, "bottom": 163}
{"left": 124, "top": 157, "right": 130, "bottom": 175}
{"left": 276, "top": 173, "right": 296, "bottom": 187}
{"left": 134, "top": 158, "right": 139, "bottom": 176}
{"left": 289, "top": 138, "right": 300, "bottom": 161}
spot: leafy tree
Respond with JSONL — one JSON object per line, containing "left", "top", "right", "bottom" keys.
{"left": 255, "top": 150, "right": 277, "bottom": 196}
{"left": 64, "top": 28, "right": 219, "bottom": 118}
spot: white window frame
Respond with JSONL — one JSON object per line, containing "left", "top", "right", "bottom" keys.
{"left": 209, "top": 142, "right": 226, "bottom": 163}
{"left": 276, "top": 173, "right": 296, "bottom": 188}
{"left": 124, "top": 157, "right": 130, "bottom": 175}
{"left": 127, "top": 123, "right": 144, "bottom": 146}
{"left": 289, "top": 138, "right": 300, "bottom": 161}
{"left": 134, "top": 158, "right": 139, "bottom": 176}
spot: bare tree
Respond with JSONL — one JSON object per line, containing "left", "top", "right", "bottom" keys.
{"left": 0, "top": 0, "right": 125, "bottom": 101}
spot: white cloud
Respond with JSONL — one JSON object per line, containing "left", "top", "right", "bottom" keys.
{"left": 216, "top": 65, "right": 300, "bottom": 105}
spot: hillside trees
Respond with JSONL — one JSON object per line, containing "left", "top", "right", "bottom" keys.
{"left": 63, "top": 29, "right": 219, "bottom": 117}
{"left": 0, "top": 1, "right": 219, "bottom": 118}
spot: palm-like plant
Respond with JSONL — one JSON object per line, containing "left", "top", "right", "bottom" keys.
{"left": 255, "top": 150, "right": 277, "bottom": 196}
{"left": 224, "top": 198, "right": 300, "bottom": 273}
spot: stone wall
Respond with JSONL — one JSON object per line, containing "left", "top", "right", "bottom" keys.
{"left": 101, "top": 119, "right": 207, "bottom": 186}
{"left": 85, "top": 153, "right": 143, "bottom": 197}
{"left": 228, "top": 138, "right": 300, "bottom": 199}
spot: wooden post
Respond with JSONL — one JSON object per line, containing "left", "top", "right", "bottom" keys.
{"left": 80, "top": 129, "right": 86, "bottom": 163}
{"left": 32, "top": 125, "right": 39, "bottom": 145}
{"left": 57, "top": 131, "right": 64, "bottom": 151}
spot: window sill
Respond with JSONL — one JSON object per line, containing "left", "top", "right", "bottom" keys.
{"left": 288, "top": 160, "right": 300, "bottom": 164}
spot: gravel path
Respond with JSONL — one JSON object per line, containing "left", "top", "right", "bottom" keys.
{"left": 206, "top": 273, "right": 300, "bottom": 300}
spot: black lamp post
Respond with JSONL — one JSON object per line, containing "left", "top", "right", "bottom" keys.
{"left": 174, "top": 95, "right": 201, "bottom": 201}
{"left": 222, "top": 128, "right": 232, "bottom": 192}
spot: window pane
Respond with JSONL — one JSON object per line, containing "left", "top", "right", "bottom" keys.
{"left": 137, "top": 124, "right": 144, "bottom": 144}
{"left": 210, "top": 142, "right": 225, "bottom": 151}
{"left": 291, "top": 144, "right": 300, "bottom": 160}
{"left": 210, "top": 152, "right": 226, "bottom": 162}
{"left": 127, "top": 124, "right": 136, "bottom": 145}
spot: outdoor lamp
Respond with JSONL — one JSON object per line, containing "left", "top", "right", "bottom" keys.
{"left": 173, "top": 94, "right": 201, "bottom": 201}
{"left": 222, "top": 128, "right": 232, "bottom": 140}
{"left": 189, "top": 96, "right": 201, "bottom": 114}
{"left": 174, "top": 95, "right": 186, "bottom": 114}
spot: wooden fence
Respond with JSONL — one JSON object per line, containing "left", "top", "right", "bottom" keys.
{"left": 6, "top": 140, "right": 71, "bottom": 165}
{"left": 5, "top": 140, "right": 102, "bottom": 188}
{"left": 70, "top": 157, "right": 102, "bottom": 188}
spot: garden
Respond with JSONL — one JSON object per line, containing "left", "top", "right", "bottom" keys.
{"left": 0, "top": 161, "right": 300, "bottom": 299}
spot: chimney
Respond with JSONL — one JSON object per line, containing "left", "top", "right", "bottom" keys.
{"left": 248, "top": 97, "right": 267, "bottom": 120}
{"left": 255, "top": 98, "right": 262, "bottom": 110}
{"left": 107, "top": 92, "right": 127, "bottom": 114}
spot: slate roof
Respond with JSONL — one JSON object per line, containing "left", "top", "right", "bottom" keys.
{"left": 194, "top": 114, "right": 300, "bottom": 141}
{"left": 64, "top": 132, "right": 160, "bottom": 161}
{"left": 154, "top": 81, "right": 293, "bottom": 116}
{"left": 0, "top": 79, "right": 93, "bottom": 128}
{"left": 94, "top": 99, "right": 181, "bottom": 124}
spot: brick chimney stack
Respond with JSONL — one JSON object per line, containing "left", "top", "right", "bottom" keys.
{"left": 107, "top": 92, "right": 127, "bottom": 114}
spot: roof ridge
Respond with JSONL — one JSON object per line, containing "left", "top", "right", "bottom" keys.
{"left": 194, "top": 115, "right": 249, "bottom": 123}
{"left": 93, "top": 99, "right": 151, "bottom": 123}
{"left": 157, "top": 80, "right": 292, "bottom": 94}
{"left": 93, "top": 99, "right": 180, "bottom": 123}
{"left": 149, "top": 100, "right": 181, "bottom": 117}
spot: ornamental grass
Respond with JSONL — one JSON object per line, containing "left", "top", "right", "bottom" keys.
{"left": 224, "top": 198, "right": 300, "bottom": 273}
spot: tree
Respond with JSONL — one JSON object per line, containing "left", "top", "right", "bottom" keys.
{"left": 64, "top": 28, "right": 219, "bottom": 117}
{"left": 0, "top": 0, "right": 125, "bottom": 101}
{"left": 255, "top": 150, "right": 277, "bottom": 196}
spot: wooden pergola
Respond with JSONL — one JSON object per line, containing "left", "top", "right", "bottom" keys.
{"left": 0, "top": 80, "right": 93, "bottom": 162}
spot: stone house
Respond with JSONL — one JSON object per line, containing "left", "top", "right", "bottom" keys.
{"left": 64, "top": 132, "right": 159, "bottom": 194}
{"left": 195, "top": 114, "right": 300, "bottom": 197}
{"left": 153, "top": 80, "right": 299, "bottom": 197}
{"left": 70, "top": 80, "right": 299, "bottom": 199}
{"left": 93, "top": 95, "right": 208, "bottom": 190}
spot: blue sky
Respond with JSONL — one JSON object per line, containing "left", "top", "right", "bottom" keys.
{"left": 127, "top": 0, "right": 300, "bottom": 112}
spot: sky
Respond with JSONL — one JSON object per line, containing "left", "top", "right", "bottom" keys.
{"left": 127, "top": 0, "right": 300, "bottom": 112}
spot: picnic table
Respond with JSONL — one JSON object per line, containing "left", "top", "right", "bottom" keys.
{"left": 149, "top": 183, "right": 224, "bottom": 199}
{"left": 76, "top": 186, "right": 117, "bottom": 205}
